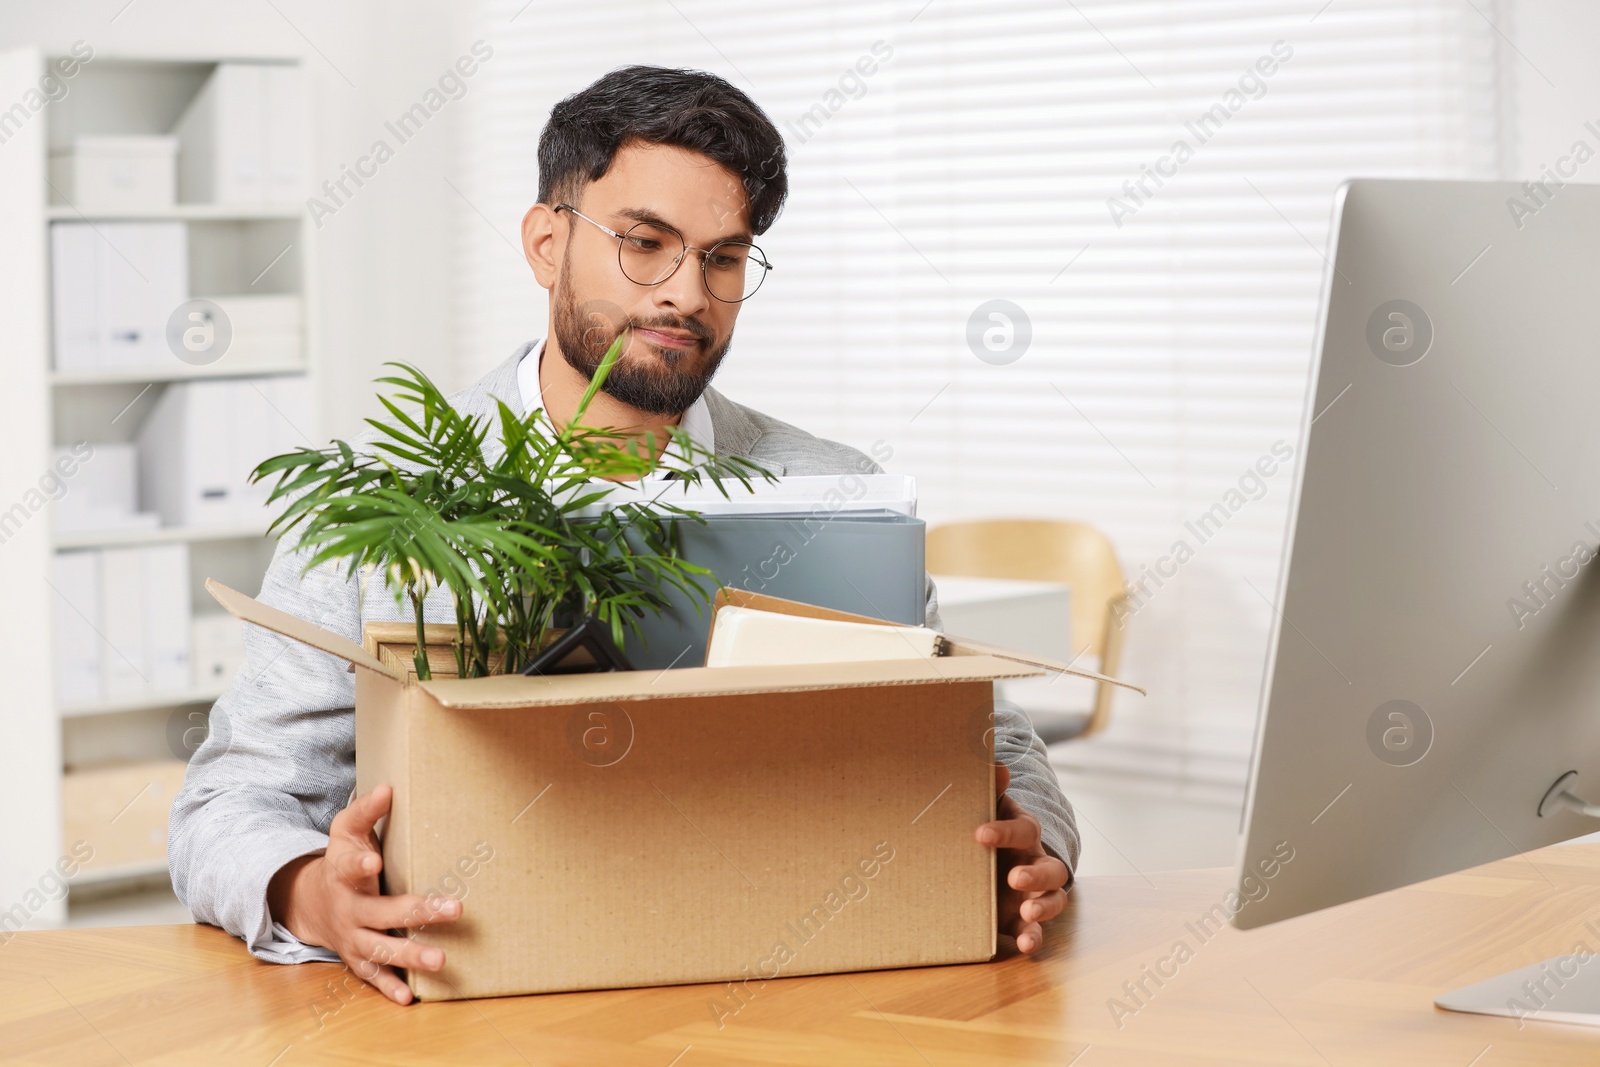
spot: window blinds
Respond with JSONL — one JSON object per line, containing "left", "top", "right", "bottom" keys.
{"left": 455, "top": 0, "right": 1501, "bottom": 790}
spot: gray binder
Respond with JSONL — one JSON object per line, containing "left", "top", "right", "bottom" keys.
{"left": 617, "top": 511, "right": 926, "bottom": 671}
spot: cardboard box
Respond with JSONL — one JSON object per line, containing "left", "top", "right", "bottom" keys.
{"left": 206, "top": 580, "right": 1138, "bottom": 1001}
{"left": 62, "top": 759, "right": 188, "bottom": 873}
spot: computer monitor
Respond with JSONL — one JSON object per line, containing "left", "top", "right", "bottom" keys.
{"left": 1233, "top": 178, "right": 1600, "bottom": 1023}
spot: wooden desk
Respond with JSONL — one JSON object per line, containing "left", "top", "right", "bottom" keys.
{"left": 7, "top": 844, "right": 1600, "bottom": 1065}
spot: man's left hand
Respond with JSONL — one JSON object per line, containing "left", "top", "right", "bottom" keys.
{"left": 975, "top": 762, "right": 1071, "bottom": 954}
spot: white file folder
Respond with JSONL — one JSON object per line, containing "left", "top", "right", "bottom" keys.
{"left": 51, "top": 550, "right": 103, "bottom": 708}
{"left": 137, "top": 375, "right": 310, "bottom": 527}
{"left": 51, "top": 221, "right": 187, "bottom": 371}
{"left": 141, "top": 544, "right": 192, "bottom": 693}
{"left": 176, "top": 62, "right": 302, "bottom": 203}
{"left": 175, "top": 62, "right": 265, "bottom": 203}
{"left": 99, "top": 547, "right": 148, "bottom": 701}
{"left": 263, "top": 64, "right": 305, "bottom": 201}
{"left": 705, "top": 605, "right": 939, "bottom": 668}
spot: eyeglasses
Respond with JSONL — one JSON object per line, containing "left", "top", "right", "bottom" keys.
{"left": 554, "top": 203, "right": 773, "bottom": 303}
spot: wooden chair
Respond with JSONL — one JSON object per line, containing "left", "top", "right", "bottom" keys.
{"left": 926, "top": 519, "right": 1129, "bottom": 743}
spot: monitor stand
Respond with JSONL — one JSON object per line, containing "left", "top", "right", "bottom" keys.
{"left": 1436, "top": 772, "right": 1600, "bottom": 1025}
{"left": 1436, "top": 956, "right": 1600, "bottom": 1026}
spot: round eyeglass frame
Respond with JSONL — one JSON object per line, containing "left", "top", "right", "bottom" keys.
{"left": 554, "top": 202, "right": 773, "bottom": 303}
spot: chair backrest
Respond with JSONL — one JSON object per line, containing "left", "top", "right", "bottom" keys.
{"left": 926, "top": 519, "right": 1129, "bottom": 736}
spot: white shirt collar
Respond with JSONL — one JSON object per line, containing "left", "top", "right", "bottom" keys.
{"left": 516, "top": 338, "right": 715, "bottom": 457}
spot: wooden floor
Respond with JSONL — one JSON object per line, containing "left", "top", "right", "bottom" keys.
{"left": 7, "top": 844, "right": 1600, "bottom": 1065}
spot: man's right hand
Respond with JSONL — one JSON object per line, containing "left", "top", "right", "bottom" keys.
{"left": 267, "top": 783, "right": 462, "bottom": 1005}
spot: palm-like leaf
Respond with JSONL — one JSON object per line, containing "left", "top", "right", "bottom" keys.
{"left": 251, "top": 332, "right": 780, "bottom": 678}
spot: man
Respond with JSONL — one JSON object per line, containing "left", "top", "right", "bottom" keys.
{"left": 169, "top": 65, "right": 1078, "bottom": 1006}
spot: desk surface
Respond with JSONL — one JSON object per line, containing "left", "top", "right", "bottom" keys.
{"left": 7, "top": 844, "right": 1600, "bottom": 1066}
{"left": 928, "top": 574, "right": 1071, "bottom": 605}
{"left": 932, "top": 574, "right": 1073, "bottom": 664}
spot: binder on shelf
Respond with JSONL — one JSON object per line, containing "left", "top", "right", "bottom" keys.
{"left": 174, "top": 63, "right": 262, "bottom": 203}
{"left": 175, "top": 62, "right": 304, "bottom": 204}
{"left": 50, "top": 223, "right": 98, "bottom": 371}
{"left": 66, "top": 544, "right": 194, "bottom": 707}
{"left": 99, "top": 547, "right": 148, "bottom": 702}
{"left": 51, "top": 221, "right": 188, "bottom": 372}
{"left": 142, "top": 544, "right": 193, "bottom": 693}
{"left": 51, "top": 550, "right": 103, "bottom": 709}
{"left": 136, "top": 375, "right": 310, "bottom": 527}
{"left": 264, "top": 64, "right": 306, "bottom": 201}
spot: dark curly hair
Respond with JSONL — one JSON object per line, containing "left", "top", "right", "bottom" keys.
{"left": 537, "top": 65, "right": 788, "bottom": 235}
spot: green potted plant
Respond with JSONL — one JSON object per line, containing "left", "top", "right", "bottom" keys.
{"left": 251, "top": 334, "right": 776, "bottom": 680}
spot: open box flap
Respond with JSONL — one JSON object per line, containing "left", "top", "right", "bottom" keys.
{"left": 418, "top": 654, "right": 1043, "bottom": 709}
{"left": 205, "top": 579, "right": 405, "bottom": 682}
{"left": 710, "top": 587, "right": 1147, "bottom": 696}
{"left": 936, "top": 632, "right": 1146, "bottom": 695}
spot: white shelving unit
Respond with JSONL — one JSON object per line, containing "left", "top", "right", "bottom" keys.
{"left": 60, "top": 687, "right": 228, "bottom": 721}
{"left": 0, "top": 48, "right": 318, "bottom": 922}
{"left": 53, "top": 524, "right": 269, "bottom": 551}
{"left": 52, "top": 362, "right": 306, "bottom": 387}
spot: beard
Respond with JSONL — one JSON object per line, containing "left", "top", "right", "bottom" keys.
{"left": 551, "top": 279, "right": 733, "bottom": 416}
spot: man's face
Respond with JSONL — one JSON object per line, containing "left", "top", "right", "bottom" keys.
{"left": 549, "top": 140, "right": 753, "bottom": 415}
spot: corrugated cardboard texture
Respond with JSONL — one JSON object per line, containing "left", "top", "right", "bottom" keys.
{"left": 354, "top": 668, "right": 412, "bottom": 899}
{"left": 206, "top": 578, "right": 400, "bottom": 680}
{"left": 416, "top": 654, "right": 1040, "bottom": 710}
{"left": 938, "top": 631, "right": 1145, "bottom": 693}
{"left": 205, "top": 581, "right": 1112, "bottom": 1001}
{"left": 371, "top": 674, "right": 1002, "bottom": 1000}
{"left": 364, "top": 622, "right": 506, "bottom": 680}
{"left": 362, "top": 623, "right": 602, "bottom": 680}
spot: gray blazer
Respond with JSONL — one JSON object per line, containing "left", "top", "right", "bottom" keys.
{"left": 167, "top": 342, "right": 1080, "bottom": 963}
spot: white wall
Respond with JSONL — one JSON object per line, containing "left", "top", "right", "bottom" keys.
{"left": 1505, "top": 0, "right": 1600, "bottom": 179}
{"left": 0, "top": 0, "right": 484, "bottom": 440}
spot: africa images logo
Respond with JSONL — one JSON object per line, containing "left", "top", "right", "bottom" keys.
{"left": 1365, "top": 299, "right": 1433, "bottom": 367}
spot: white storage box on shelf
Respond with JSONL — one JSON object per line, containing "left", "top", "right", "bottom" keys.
{"left": 209, "top": 293, "right": 302, "bottom": 365}
{"left": 61, "top": 760, "right": 188, "bottom": 872}
{"left": 50, "top": 443, "right": 159, "bottom": 535}
{"left": 51, "top": 221, "right": 187, "bottom": 372}
{"left": 174, "top": 62, "right": 305, "bottom": 203}
{"left": 136, "top": 375, "right": 310, "bottom": 528}
{"left": 48, "top": 135, "right": 177, "bottom": 212}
